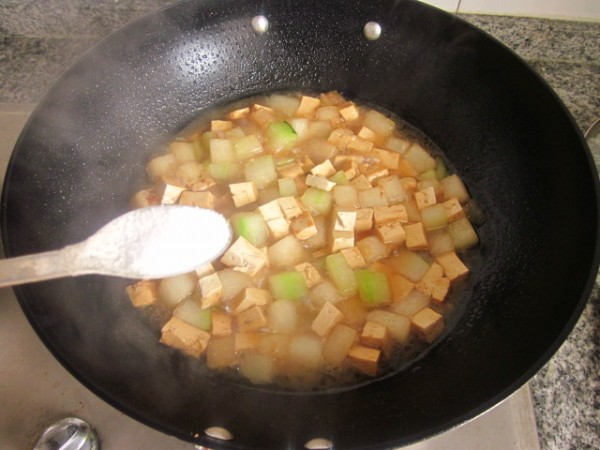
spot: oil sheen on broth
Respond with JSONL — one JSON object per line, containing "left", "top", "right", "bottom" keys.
{"left": 126, "top": 91, "right": 480, "bottom": 390}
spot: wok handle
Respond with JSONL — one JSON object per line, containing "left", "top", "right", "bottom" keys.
{"left": 0, "top": 249, "right": 74, "bottom": 288}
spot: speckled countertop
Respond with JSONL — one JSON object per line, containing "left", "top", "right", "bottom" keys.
{"left": 0, "top": 2, "right": 598, "bottom": 450}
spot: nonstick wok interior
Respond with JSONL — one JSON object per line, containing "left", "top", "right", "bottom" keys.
{"left": 1, "top": 0, "right": 599, "bottom": 449}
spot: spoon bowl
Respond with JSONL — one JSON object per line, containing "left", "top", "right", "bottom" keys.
{"left": 0, "top": 206, "right": 232, "bottom": 287}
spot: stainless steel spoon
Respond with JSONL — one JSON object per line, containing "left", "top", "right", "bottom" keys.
{"left": 0, "top": 205, "right": 232, "bottom": 287}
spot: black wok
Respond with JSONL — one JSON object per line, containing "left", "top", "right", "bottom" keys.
{"left": 2, "top": 0, "right": 599, "bottom": 449}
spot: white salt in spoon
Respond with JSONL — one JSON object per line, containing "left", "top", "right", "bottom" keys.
{"left": 0, "top": 205, "right": 232, "bottom": 287}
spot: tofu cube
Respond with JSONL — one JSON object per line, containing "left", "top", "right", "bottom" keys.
{"left": 327, "top": 128, "right": 354, "bottom": 150}
{"left": 306, "top": 174, "right": 336, "bottom": 191}
{"left": 197, "top": 272, "right": 223, "bottom": 309}
{"left": 178, "top": 190, "right": 215, "bottom": 208}
{"left": 442, "top": 197, "right": 465, "bottom": 222}
{"left": 341, "top": 247, "right": 367, "bottom": 269}
{"left": 277, "top": 160, "right": 305, "bottom": 177}
{"left": 194, "top": 262, "right": 215, "bottom": 279}
{"left": 333, "top": 209, "right": 357, "bottom": 232}
{"left": 294, "top": 262, "right": 323, "bottom": 288}
{"left": 373, "top": 205, "right": 408, "bottom": 224}
{"left": 355, "top": 208, "right": 374, "bottom": 232}
{"left": 357, "top": 126, "right": 377, "bottom": 142}
{"left": 348, "top": 346, "right": 381, "bottom": 376}
{"left": 416, "top": 262, "right": 450, "bottom": 302}
{"left": 411, "top": 307, "right": 445, "bottom": 343}
{"left": 376, "top": 220, "right": 406, "bottom": 245}
{"left": 361, "top": 321, "right": 389, "bottom": 349}
{"left": 436, "top": 251, "right": 469, "bottom": 282}
{"left": 235, "top": 287, "right": 273, "bottom": 314}
{"left": 311, "top": 302, "right": 344, "bottom": 337}
{"left": 295, "top": 95, "right": 321, "bottom": 117}
{"left": 188, "top": 171, "right": 216, "bottom": 191}
{"left": 347, "top": 136, "right": 374, "bottom": 153}
{"left": 220, "top": 236, "right": 269, "bottom": 277}
{"left": 330, "top": 230, "right": 355, "bottom": 252}
{"left": 361, "top": 165, "right": 390, "bottom": 184}
{"left": 377, "top": 175, "right": 408, "bottom": 204}
{"left": 211, "top": 311, "right": 233, "bottom": 337}
{"left": 160, "top": 316, "right": 211, "bottom": 357}
{"left": 338, "top": 103, "right": 360, "bottom": 121}
{"left": 266, "top": 217, "right": 291, "bottom": 240}
{"left": 311, "top": 159, "right": 336, "bottom": 178}
{"left": 258, "top": 199, "right": 284, "bottom": 221}
{"left": 161, "top": 182, "right": 186, "bottom": 204}
{"left": 415, "top": 185, "right": 437, "bottom": 210}
{"left": 291, "top": 211, "right": 318, "bottom": 240}
{"left": 278, "top": 196, "right": 304, "bottom": 219}
{"left": 351, "top": 174, "right": 373, "bottom": 191}
{"left": 227, "top": 107, "right": 250, "bottom": 120}
{"left": 229, "top": 181, "right": 258, "bottom": 207}
{"left": 235, "top": 305, "right": 268, "bottom": 332}
{"left": 211, "top": 119, "right": 234, "bottom": 131}
{"left": 343, "top": 160, "right": 360, "bottom": 180}
{"left": 126, "top": 280, "right": 159, "bottom": 307}
{"left": 404, "top": 222, "right": 429, "bottom": 250}
{"left": 372, "top": 148, "right": 401, "bottom": 169}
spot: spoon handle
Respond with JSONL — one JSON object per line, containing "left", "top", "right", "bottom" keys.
{"left": 0, "top": 249, "right": 74, "bottom": 288}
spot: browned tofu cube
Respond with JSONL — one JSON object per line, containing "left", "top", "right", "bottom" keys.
{"left": 361, "top": 165, "right": 390, "bottom": 184}
{"left": 178, "top": 190, "right": 215, "bottom": 208}
{"left": 373, "top": 205, "right": 408, "bottom": 224}
{"left": 197, "top": 272, "right": 222, "bottom": 309}
{"left": 291, "top": 211, "right": 318, "bottom": 240}
{"left": 338, "top": 103, "right": 360, "bottom": 121}
{"left": 328, "top": 128, "right": 354, "bottom": 151}
{"left": 355, "top": 208, "right": 374, "bottom": 232}
{"left": 411, "top": 307, "right": 445, "bottom": 343}
{"left": 348, "top": 346, "right": 381, "bottom": 377}
{"left": 295, "top": 95, "right": 321, "bottom": 117}
{"left": 266, "top": 217, "right": 291, "bottom": 240}
{"left": 194, "top": 262, "right": 215, "bottom": 279}
{"left": 258, "top": 199, "right": 284, "bottom": 221}
{"left": 404, "top": 222, "right": 428, "bottom": 250}
{"left": 306, "top": 174, "right": 336, "bottom": 191}
{"left": 310, "top": 159, "right": 336, "bottom": 178}
{"left": 332, "top": 209, "right": 357, "bottom": 232}
{"left": 211, "top": 120, "right": 234, "bottom": 131}
{"left": 436, "top": 251, "right": 470, "bottom": 282}
{"left": 187, "top": 171, "right": 216, "bottom": 191}
{"left": 126, "top": 280, "right": 159, "bottom": 307}
{"left": 161, "top": 182, "right": 186, "bottom": 205}
{"left": 343, "top": 160, "right": 360, "bottom": 180}
{"left": 160, "top": 317, "right": 211, "bottom": 358}
{"left": 372, "top": 148, "right": 401, "bottom": 170}
{"left": 341, "top": 247, "right": 367, "bottom": 269}
{"left": 294, "top": 262, "right": 323, "bottom": 288}
{"left": 211, "top": 311, "right": 233, "bottom": 337}
{"left": 278, "top": 196, "right": 304, "bottom": 219}
{"left": 416, "top": 262, "right": 450, "bottom": 303}
{"left": 347, "top": 136, "right": 374, "bottom": 153}
{"left": 311, "top": 301, "right": 344, "bottom": 337}
{"left": 360, "top": 321, "right": 389, "bottom": 349}
{"left": 358, "top": 126, "right": 377, "bottom": 142}
{"left": 330, "top": 230, "right": 355, "bottom": 252}
{"left": 376, "top": 221, "right": 406, "bottom": 245}
{"left": 236, "top": 305, "right": 267, "bottom": 332}
{"left": 351, "top": 174, "right": 373, "bottom": 191}
{"left": 442, "top": 197, "right": 465, "bottom": 222}
{"left": 227, "top": 107, "right": 250, "bottom": 120}
{"left": 277, "top": 160, "right": 305, "bottom": 178}
{"left": 229, "top": 181, "right": 258, "bottom": 207}
{"left": 415, "top": 185, "right": 437, "bottom": 210}
{"left": 234, "top": 288, "right": 273, "bottom": 314}
{"left": 220, "top": 236, "right": 269, "bottom": 277}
